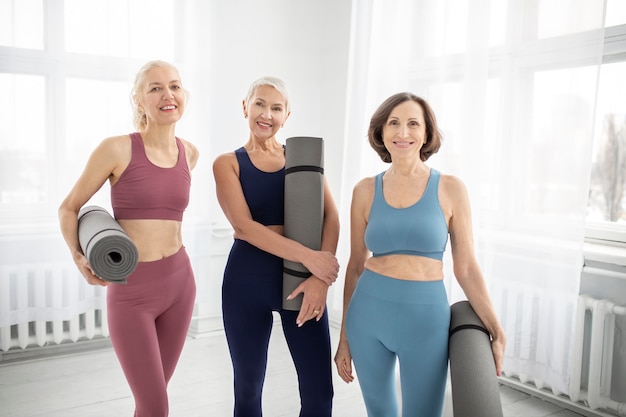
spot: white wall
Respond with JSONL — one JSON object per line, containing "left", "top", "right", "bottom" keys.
{"left": 181, "top": 0, "right": 351, "bottom": 222}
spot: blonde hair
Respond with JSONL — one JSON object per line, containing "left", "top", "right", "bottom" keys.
{"left": 244, "top": 76, "right": 290, "bottom": 112}
{"left": 130, "top": 60, "right": 186, "bottom": 131}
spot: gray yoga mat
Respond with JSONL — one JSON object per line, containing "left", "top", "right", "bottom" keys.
{"left": 449, "top": 300, "right": 504, "bottom": 417}
{"left": 282, "top": 136, "right": 324, "bottom": 311}
{"left": 77, "top": 205, "right": 138, "bottom": 284}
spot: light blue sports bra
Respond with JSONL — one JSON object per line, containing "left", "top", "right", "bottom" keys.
{"left": 364, "top": 169, "right": 449, "bottom": 261}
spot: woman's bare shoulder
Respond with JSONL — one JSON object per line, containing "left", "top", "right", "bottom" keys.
{"left": 354, "top": 176, "right": 375, "bottom": 193}
{"left": 352, "top": 176, "right": 376, "bottom": 207}
{"left": 90, "top": 134, "right": 131, "bottom": 160}
{"left": 439, "top": 172, "right": 468, "bottom": 196}
{"left": 213, "top": 150, "right": 237, "bottom": 166}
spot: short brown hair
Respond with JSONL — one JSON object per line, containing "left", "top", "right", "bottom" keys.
{"left": 368, "top": 92, "right": 442, "bottom": 163}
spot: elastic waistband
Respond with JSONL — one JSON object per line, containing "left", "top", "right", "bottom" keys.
{"left": 132, "top": 246, "right": 189, "bottom": 275}
{"left": 355, "top": 269, "right": 448, "bottom": 304}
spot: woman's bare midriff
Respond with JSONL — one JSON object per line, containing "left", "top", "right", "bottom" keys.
{"left": 364, "top": 254, "right": 444, "bottom": 281}
{"left": 117, "top": 219, "right": 184, "bottom": 262}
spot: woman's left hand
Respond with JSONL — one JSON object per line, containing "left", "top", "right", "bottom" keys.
{"left": 491, "top": 336, "right": 506, "bottom": 376}
{"left": 287, "top": 277, "right": 328, "bottom": 327}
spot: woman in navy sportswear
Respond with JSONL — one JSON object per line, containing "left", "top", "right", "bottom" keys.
{"left": 213, "top": 76, "right": 340, "bottom": 417}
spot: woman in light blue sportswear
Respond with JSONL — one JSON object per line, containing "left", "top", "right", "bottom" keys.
{"left": 334, "top": 92, "right": 506, "bottom": 417}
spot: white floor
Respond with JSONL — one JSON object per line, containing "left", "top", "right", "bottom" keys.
{"left": 0, "top": 325, "right": 586, "bottom": 417}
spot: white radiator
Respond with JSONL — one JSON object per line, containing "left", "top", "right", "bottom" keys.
{"left": 570, "top": 291, "right": 626, "bottom": 416}
{"left": 498, "top": 283, "right": 626, "bottom": 417}
{"left": 0, "top": 262, "right": 108, "bottom": 353}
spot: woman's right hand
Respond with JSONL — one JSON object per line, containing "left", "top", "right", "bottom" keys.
{"left": 334, "top": 338, "right": 354, "bottom": 383}
{"left": 302, "top": 249, "right": 339, "bottom": 286}
{"left": 75, "top": 254, "right": 109, "bottom": 287}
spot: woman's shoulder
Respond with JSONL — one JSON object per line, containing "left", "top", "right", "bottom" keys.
{"left": 355, "top": 175, "right": 376, "bottom": 189}
{"left": 353, "top": 175, "right": 377, "bottom": 200}
{"left": 94, "top": 134, "right": 132, "bottom": 158}
{"left": 212, "top": 150, "right": 239, "bottom": 174}
{"left": 213, "top": 150, "right": 237, "bottom": 163}
{"left": 438, "top": 171, "right": 470, "bottom": 209}
{"left": 101, "top": 133, "right": 131, "bottom": 145}
{"left": 176, "top": 136, "right": 200, "bottom": 169}
{"left": 438, "top": 171, "right": 466, "bottom": 192}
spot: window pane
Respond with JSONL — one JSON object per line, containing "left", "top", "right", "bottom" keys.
{"left": 65, "top": 0, "right": 129, "bottom": 57}
{"left": 0, "top": 0, "right": 44, "bottom": 49}
{"left": 65, "top": 78, "right": 132, "bottom": 178}
{"left": 538, "top": 0, "right": 604, "bottom": 38}
{"left": 530, "top": 66, "right": 598, "bottom": 217}
{"left": 65, "top": 0, "right": 174, "bottom": 60}
{"left": 0, "top": 73, "right": 46, "bottom": 203}
{"left": 606, "top": 0, "right": 626, "bottom": 27}
{"left": 426, "top": 79, "right": 501, "bottom": 210}
{"left": 127, "top": 0, "right": 175, "bottom": 60}
{"left": 588, "top": 62, "right": 626, "bottom": 223}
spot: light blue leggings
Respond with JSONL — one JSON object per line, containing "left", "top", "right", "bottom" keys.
{"left": 346, "top": 269, "right": 450, "bottom": 417}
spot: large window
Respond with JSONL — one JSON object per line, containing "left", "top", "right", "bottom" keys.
{"left": 408, "top": 0, "right": 626, "bottom": 246}
{"left": 0, "top": 0, "right": 177, "bottom": 225}
{"left": 587, "top": 7, "right": 626, "bottom": 242}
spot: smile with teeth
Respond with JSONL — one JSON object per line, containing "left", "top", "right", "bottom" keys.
{"left": 257, "top": 121, "right": 272, "bottom": 128}
{"left": 394, "top": 141, "right": 414, "bottom": 148}
{"left": 160, "top": 105, "right": 176, "bottom": 110}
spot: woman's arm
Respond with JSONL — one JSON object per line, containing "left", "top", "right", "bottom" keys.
{"left": 212, "top": 153, "right": 339, "bottom": 283}
{"left": 58, "top": 136, "right": 129, "bottom": 286}
{"left": 334, "top": 178, "right": 372, "bottom": 383}
{"left": 443, "top": 175, "right": 506, "bottom": 376}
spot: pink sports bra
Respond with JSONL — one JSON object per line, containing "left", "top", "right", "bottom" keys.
{"left": 111, "top": 132, "right": 190, "bottom": 221}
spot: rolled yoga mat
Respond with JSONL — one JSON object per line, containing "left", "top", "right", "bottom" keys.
{"left": 282, "top": 136, "right": 324, "bottom": 311}
{"left": 449, "top": 300, "right": 504, "bottom": 417}
{"left": 77, "top": 205, "right": 138, "bottom": 284}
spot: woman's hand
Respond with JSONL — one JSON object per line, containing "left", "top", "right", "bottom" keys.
{"left": 287, "top": 277, "right": 328, "bottom": 327}
{"left": 334, "top": 338, "right": 355, "bottom": 383}
{"left": 491, "top": 335, "right": 506, "bottom": 376}
{"left": 75, "top": 254, "right": 109, "bottom": 287}
{"left": 301, "top": 250, "right": 339, "bottom": 286}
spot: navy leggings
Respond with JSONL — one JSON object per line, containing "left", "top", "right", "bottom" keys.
{"left": 222, "top": 239, "right": 333, "bottom": 417}
{"left": 346, "top": 270, "right": 449, "bottom": 417}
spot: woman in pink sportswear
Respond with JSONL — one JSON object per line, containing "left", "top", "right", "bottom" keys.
{"left": 59, "top": 60, "right": 199, "bottom": 417}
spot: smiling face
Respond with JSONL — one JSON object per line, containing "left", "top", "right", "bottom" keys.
{"left": 243, "top": 85, "right": 290, "bottom": 141}
{"left": 381, "top": 100, "right": 426, "bottom": 161}
{"left": 135, "top": 65, "right": 185, "bottom": 128}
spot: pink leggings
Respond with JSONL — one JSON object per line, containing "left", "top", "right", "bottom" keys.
{"left": 107, "top": 246, "right": 196, "bottom": 417}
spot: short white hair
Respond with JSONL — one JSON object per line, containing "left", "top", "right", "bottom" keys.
{"left": 244, "top": 76, "right": 290, "bottom": 112}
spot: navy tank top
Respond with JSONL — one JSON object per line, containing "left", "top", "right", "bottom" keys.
{"left": 235, "top": 147, "right": 284, "bottom": 226}
{"left": 364, "top": 169, "right": 448, "bottom": 261}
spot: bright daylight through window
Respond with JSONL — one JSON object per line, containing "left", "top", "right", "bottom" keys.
{"left": 586, "top": 0, "right": 626, "bottom": 240}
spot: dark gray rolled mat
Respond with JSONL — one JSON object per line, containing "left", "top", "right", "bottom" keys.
{"left": 449, "top": 300, "right": 504, "bottom": 417}
{"left": 282, "top": 137, "right": 324, "bottom": 311}
{"left": 77, "top": 205, "right": 138, "bottom": 284}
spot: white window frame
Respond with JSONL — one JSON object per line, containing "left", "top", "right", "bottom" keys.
{"left": 0, "top": 0, "right": 181, "bottom": 233}
{"left": 585, "top": 23, "right": 626, "bottom": 258}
